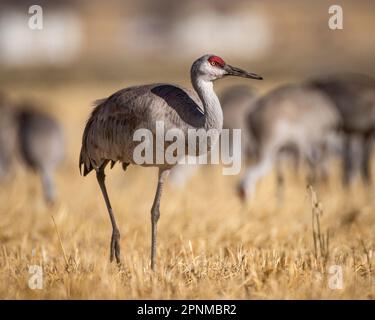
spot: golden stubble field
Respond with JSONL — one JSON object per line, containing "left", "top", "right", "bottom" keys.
{"left": 0, "top": 82, "right": 374, "bottom": 299}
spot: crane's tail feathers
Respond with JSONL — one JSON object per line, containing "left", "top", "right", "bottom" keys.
{"left": 110, "top": 160, "right": 116, "bottom": 169}
{"left": 109, "top": 160, "right": 128, "bottom": 171}
{"left": 79, "top": 150, "right": 93, "bottom": 176}
{"left": 79, "top": 98, "right": 109, "bottom": 177}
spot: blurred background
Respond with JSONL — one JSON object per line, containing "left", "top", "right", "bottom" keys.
{"left": 0, "top": 0, "right": 374, "bottom": 167}
{"left": 0, "top": 0, "right": 374, "bottom": 84}
{"left": 0, "top": 0, "right": 374, "bottom": 299}
{"left": 0, "top": 0, "right": 374, "bottom": 234}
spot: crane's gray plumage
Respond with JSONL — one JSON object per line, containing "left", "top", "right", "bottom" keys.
{"left": 80, "top": 84, "right": 206, "bottom": 175}
{"left": 79, "top": 54, "right": 262, "bottom": 269}
{"left": 238, "top": 84, "right": 340, "bottom": 201}
{"left": 17, "top": 107, "right": 65, "bottom": 204}
{"left": 309, "top": 74, "right": 375, "bottom": 185}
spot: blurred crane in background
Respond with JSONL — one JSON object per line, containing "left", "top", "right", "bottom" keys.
{"left": 17, "top": 106, "right": 65, "bottom": 204}
{"left": 309, "top": 74, "right": 375, "bottom": 187}
{"left": 238, "top": 84, "right": 340, "bottom": 201}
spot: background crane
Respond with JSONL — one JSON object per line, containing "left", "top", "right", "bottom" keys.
{"left": 309, "top": 74, "right": 375, "bottom": 186}
{"left": 238, "top": 84, "right": 340, "bottom": 201}
{"left": 17, "top": 106, "right": 65, "bottom": 204}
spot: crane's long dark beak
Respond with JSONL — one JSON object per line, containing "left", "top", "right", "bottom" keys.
{"left": 224, "top": 64, "right": 263, "bottom": 80}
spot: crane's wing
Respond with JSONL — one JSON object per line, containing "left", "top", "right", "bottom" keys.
{"left": 79, "top": 83, "right": 205, "bottom": 175}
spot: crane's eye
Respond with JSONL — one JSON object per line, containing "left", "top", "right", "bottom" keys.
{"left": 211, "top": 61, "right": 217, "bottom": 66}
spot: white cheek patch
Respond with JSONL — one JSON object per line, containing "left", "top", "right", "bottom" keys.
{"left": 203, "top": 62, "right": 213, "bottom": 73}
{"left": 216, "top": 68, "right": 226, "bottom": 77}
{"left": 211, "top": 67, "right": 226, "bottom": 79}
{"left": 203, "top": 62, "right": 225, "bottom": 79}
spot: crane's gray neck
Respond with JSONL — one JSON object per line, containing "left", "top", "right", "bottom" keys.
{"left": 192, "top": 77, "right": 223, "bottom": 131}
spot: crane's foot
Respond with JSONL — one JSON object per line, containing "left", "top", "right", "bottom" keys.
{"left": 110, "top": 230, "right": 121, "bottom": 264}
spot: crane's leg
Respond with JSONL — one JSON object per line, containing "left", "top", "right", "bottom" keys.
{"left": 41, "top": 167, "right": 56, "bottom": 205}
{"left": 305, "top": 143, "right": 324, "bottom": 187}
{"left": 239, "top": 152, "right": 274, "bottom": 202}
{"left": 318, "top": 143, "right": 330, "bottom": 185}
{"left": 361, "top": 134, "right": 372, "bottom": 186}
{"left": 96, "top": 164, "right": 121, "bottom": 264}
{"left": 291, "top": 147, "right": 301, "bottom": 176}
{"left": 343, "top": 134, "right": 356, "bottom": 186}
{"left": 150, "top": 168, "right": 170, "bottom": 270}
{"left": 275, "top": 154, "right": 285, "bottom": 203}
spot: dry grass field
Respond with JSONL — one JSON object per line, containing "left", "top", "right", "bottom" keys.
{"left": 0, "top": 83, "right": 374, "bottom": 299}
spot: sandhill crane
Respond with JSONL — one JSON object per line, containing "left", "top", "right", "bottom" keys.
{"left": 238, "top": 84, "right": 340, "bottom": 201}
{"left": 79, "top": 54, "right": 262, "bottom": 269}
{"left": 0, "top": 95, "right": 17, "bottom": 180}
{"left": 17, "top": 107, "right": 65, "bottom": 204}
{"left": 309, "top": 74, "right": 375, "bottom": 186}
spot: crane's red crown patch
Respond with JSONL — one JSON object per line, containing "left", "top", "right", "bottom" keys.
{"left": 208, "top": 55, "right": 225, "bottom": 67}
